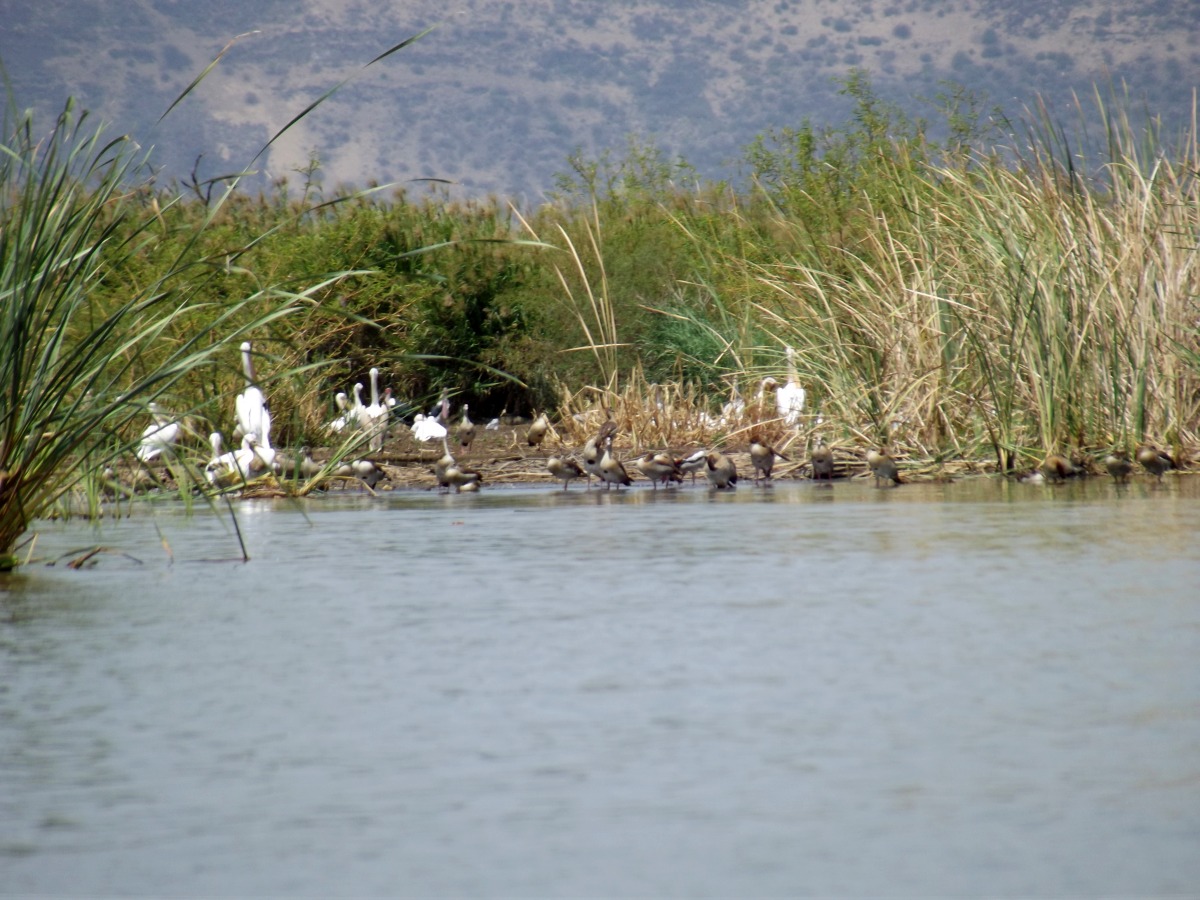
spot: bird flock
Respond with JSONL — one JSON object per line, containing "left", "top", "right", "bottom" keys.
{"left": 129, "top": 341, "right": 1184, "bottom": 495}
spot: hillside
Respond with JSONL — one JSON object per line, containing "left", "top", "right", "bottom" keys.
{"left": 1, "top": 0, "right": 1196, "bottom": 201}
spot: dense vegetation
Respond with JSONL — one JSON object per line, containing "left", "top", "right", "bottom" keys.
{"left": 91, "top": 76, "right": 1196, "bottom": 458}
{"left": 2, "top": 72, "right": 1197, "bottom": 563}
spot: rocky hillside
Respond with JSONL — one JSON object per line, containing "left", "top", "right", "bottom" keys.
{"left": 2, "top": 0, "right": 1195, "bottom": 201}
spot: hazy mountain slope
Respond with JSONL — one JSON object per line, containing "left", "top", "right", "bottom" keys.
{"left": 1, "top": 0, "right": 1195, "bottom": 202}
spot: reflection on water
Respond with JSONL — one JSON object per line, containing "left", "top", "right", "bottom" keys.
{"left": 2, "top": 477, "right": 1199, "bottom": 897}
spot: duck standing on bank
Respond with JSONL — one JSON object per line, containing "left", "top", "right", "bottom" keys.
{"left": 705, "top": 450, "right": 738, "bottom": 490}
{"left": 810, "top": 438, "right": 834, "bottom": 480}
{"left": 636, "top": 451, "right": 682, "bottom": 490}
{"left": 1103, "top": 450, "right": 1132, "bottom": 484}
{"left": 599, "top": 435, "right": 632, "bottom": 490}
{"left": 749, "top": 435, "right": 788, "bottom": 484}
{"left": 547, "top": 455, "right": 585, "bottom": 491}
{"left": 867, "top": 447, "right": 902, "bottom": 487}
{"left": 1136, "top": 444, "right": 1176, "bottom": 481}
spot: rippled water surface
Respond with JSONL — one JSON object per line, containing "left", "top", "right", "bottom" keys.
{"left": 2, "top": 477, "right": 1199, "bottom": 897}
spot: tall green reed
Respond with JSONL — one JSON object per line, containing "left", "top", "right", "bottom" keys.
{"left": 0, "top": 29, "right": 432, "bottom": 567}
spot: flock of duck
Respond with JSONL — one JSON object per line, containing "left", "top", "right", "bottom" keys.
{"left": 131, "top": 341, "right": 1183, "bottom": 495}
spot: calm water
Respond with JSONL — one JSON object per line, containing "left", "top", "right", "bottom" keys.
{"left": 2, "top": 477, "right": 1198, "bottom": 898}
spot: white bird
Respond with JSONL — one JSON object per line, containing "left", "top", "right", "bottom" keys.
{"left": 485, "top": 417, "right": 501, "bottom": 431}
{"left": 205, "top": 431, "right": 256, "bottom": 486}
{"left": 136, "top": 402, "right": 181, "bottom": 463}
{"left": 234, "top": 341, "right": 271, "bottom": 449}
{"left": 245, "top": 433, "right": 276, "bottom": 476}
{"left": 677, "top": 449, "right": 708, "bottom": 485}
{"left": 716, "top": 382, "right": 746, "bottom": 427}
{"left": 775, "top": 346, "right": 806, "bottom": 425}
{"left": 350, "top": 382, "right": 366, "bottom": 429}
{"left": 411, "top": 413, "right": 448, "bottom": 442}
{"left": 328, "top": 391, "right": 351, "bottom": 433}
{"left": 362, "top": 367, "right": 388, "bottom": 452}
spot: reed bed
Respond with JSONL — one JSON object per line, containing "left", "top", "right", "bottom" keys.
{"left": 5, "top": 71, "right": 1196, "bottom": 568}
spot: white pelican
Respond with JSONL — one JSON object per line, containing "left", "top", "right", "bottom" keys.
{"left": 328, "top": 392, "right": 351, "bottom": 433}
{"left": 205, "top": 431, "right": 256, "bottom": 486}
{"left": 775, "top": 346, "right": 806, "bottom": 425}
{"left": 245, "top": 433, "right": 276, "bottom": 475}
{"left": 350, "top": 383, "right": 366, "bottom": 430}
{"left": 716, "top": 382, "right": 746, "bottom": 427}
{"left": 235, "top": 341, "right": 271, "bottom": 448}
{"left": 411, "top": 413, "right": 448, "bottom": 443}
{"left": 136, "top": 402, "right": 181, "bottom": 463}
{"left": 362, "top": 367, "right": 388, "bottom": 452}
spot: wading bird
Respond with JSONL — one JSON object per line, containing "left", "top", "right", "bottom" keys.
{"left": 810, "top": 438, "right": 834, "bottom": 480}
{"left": 458, "top": 404, "right": 477, "bottom": 451}
{"left": 1039, "top": 453, "right": 1074, "bottom": 484}
{"left": 1104, "top": 450, "right": 1132, "bottom": 484}
{"left": 636, "top": 451, "right": 682, "bottom": 489}
{"left": 749, "top": 434, "right": 788, "bottom": 483}
{"left": 527, "top": 411, "right": 550, "bottom": 448}
{"left": 775, "top": 346, "right": 806, "bottom": 425}
{"left": 867, "top": 447, "right": 902, "bottom": 486}
{"left": 235, "top": 342, "right": 271, "bottom": 450}
{"left": 677, "top": 449, "right": 707, "bottom": 485}
{"left": 598, "top": 435, "right": 632, "bottom": 490}
{"left": 361, "top": 367, "right": 388, "bottom": 452}
{"left": 1136, "top": 444, "right": 1176, "bottom": 481}
{"left": 704, "top": 450, "right": 738, "bottom": 490}
{"left": 412, "top": 413, "right": 448, "bottom": 443}
{"left": 547, "top": 455, "right": 585, "bottom": 491}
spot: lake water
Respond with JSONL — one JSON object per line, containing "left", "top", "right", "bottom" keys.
{"left": 2, "top": 476, "right": 1198, "bottom": 898}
